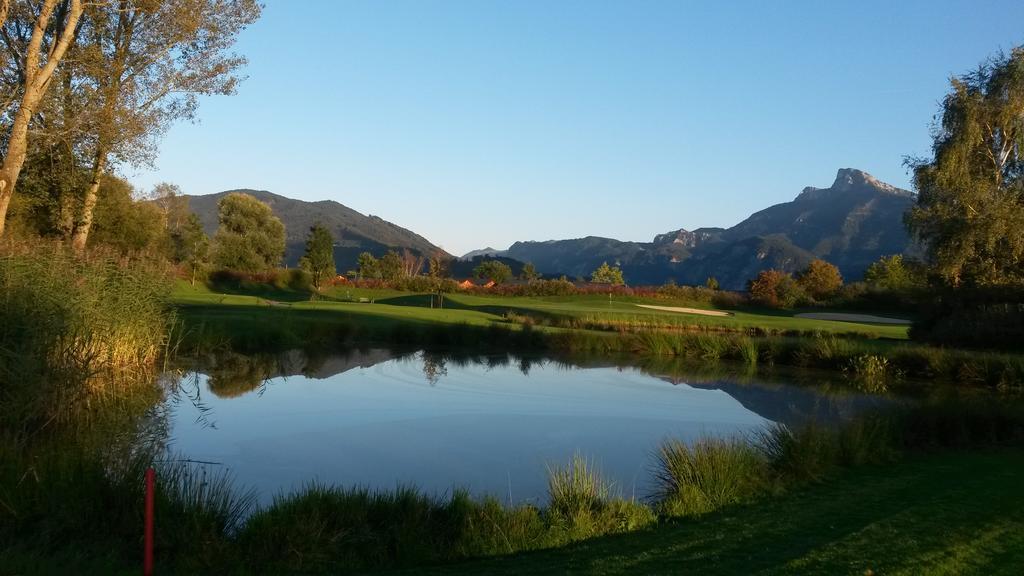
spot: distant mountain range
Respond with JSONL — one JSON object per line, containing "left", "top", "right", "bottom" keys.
{"left": 464, "top": 169, "right": 918, "bottom": 289}
{"left": 187, "top": 169, "right": 917, "bottom": 288}
{"left": 184, "top": 189, "right": 447, "bottom": 271}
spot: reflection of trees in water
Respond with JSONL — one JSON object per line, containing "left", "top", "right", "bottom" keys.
{"left": 170, "top": 346, "right": 918, "bottom": 427}
{"left": 206, "top": 353, "right": 279, "bottom": 399}
{"left": 421, "top": 352, "right": 448, "bottom": 386}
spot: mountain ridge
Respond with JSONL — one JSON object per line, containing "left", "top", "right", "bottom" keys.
{"left": 184, "top": 189, "right": 447, "bottom": 271}
{"left": 494, "top": 168, "right": 918, "bottom": 288}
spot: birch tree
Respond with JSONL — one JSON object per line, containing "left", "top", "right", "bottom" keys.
{"left": 68, "top": 0, "right": 261, "bottom": 250}
{"left": 0, "top": 0, "right": 84, "bottom": 237}
{"left": 907, "top": 47, "right": 1024, "bottom": 287}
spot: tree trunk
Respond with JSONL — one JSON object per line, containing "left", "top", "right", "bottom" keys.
{"left": 71, "top": 155, "right": 106, "bottom": 251}
{"left": 0, "top": 0, "right": 84, "bottom": 237}
{"left": 0, "top": 102, "right": 35, "bottom": 236}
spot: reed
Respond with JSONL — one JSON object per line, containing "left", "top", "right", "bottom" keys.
{"left": 0, "top": 241, "right": 172, "bottom": 430}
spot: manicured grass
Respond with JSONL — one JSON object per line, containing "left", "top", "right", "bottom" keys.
{"left": 428, "top": 291, "right": 910, "bottom": 339}
{"left": 172, "top": 281, "right": 910, "bottom": 339}
{"left": 392, "top": 449, "right": 1024, "bottom": 576}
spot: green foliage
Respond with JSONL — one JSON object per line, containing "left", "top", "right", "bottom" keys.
{"left": 705, "top": 276, "right": 720, "bottom": 290}
{"left": 212, "top": 192, "right": 285, "bottom": 272}
{"left": 379, "top": 250, "right": 405, "bottom": 281}
{"left": 474, "top": 259, "right": 513, "bottom": 284}
{"left": 590, "top": 261, "right": 625, "bottom": 285}
{"left": 797, "top": 259, "right": 843, "bottom": 300}
{"left": 89, "top": 176, "right": 168, "bottom": 255}
{"left": 864, "top": 254, "right": 918, "bottom": 290}
{"left": 428, "top": 253, "right": 450, "bottom": 279}
{"left": 299, "top": 224, "right": 335, "bottom": 290}
{"left": 170, "top": 213, "right": 210, "bottom": 286}
{"left": 907, "top": 46, "right": 1024, "bottom": 288}
{"left": 356, "top": 251, "right": 379, "bottom": 279}
{"left": 521, "top": 262, "right": 540, "bottom": 281}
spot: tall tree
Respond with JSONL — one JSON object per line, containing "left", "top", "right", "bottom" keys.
{"left": 171, "top": 213, "right": 210, "bottom": 287}
{"left": 864, "top": 254, "right": 919, "bottom": 291}
{"left": 906, "top": 47, "right": 1024, "bottom": 287}
{"left": 0, "top": 0, "right": 84, "bottom": 236}
{"left": 69, "top": 0, "right": 261, "bottom": 250}
{"left": 378, "top": 250, "right": 404, "bottom": 282}
{"left": 520, "top": 262, "right": 539, "bottom": 281}
{"left": 356, "top": 251, "right": 379, "bottom": 280}
{"left": 427, "top": 251, "right": 449, "bottom": 279}
{"left": 299, "top": 224, "right": 335, "bottom": 291}
{"left": 212, "top": 192, "right": 285, "bottom": 272}
{"left": 797, "top": 259, "right": 843, "bottom": 300}
{"left": 474, "top": 259, "right": 512, "bottom": 284}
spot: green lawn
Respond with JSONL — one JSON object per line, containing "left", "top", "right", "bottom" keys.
{"left": 388, "top": 449, "right": 1024, "bottom": 576}
{"left": 171, "top": 282, "right": 910, "bottom": 340}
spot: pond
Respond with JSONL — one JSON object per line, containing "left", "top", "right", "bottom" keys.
{"left": 161, "top": 350, "right": 894, "bottom": 505}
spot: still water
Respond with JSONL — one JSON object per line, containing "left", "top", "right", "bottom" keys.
{"left": 163, "top": 350, "right": 888, "bottom": 504}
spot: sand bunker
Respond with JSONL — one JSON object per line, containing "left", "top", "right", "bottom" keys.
{"left": 636, "top": 304, "right": 733, "bottom": 317}
{"left": 795, "top": 312, "right": 911, "bottom": 325}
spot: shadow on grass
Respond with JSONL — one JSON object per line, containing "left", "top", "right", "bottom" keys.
{"left": 375, "top": 294, "right": 572, "bottom": 325}
{"left": 398, "top": 450, "right": 1024, "bottom": 576}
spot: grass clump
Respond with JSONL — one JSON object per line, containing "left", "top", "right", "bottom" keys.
{"left": 651, "top": 437, "right": 767, "bottom": 516}
{"left": 545, "top": 453, "right": 654, "bottom": 538}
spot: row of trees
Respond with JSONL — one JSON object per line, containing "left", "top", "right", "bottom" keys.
{"left": 745, "top": 255, "right": 926, "bottom": 309}
{"left": 0, "top": 0, "right": 261, "bottom": 249}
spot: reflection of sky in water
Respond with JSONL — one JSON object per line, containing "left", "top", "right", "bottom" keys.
{"left": 168, "top": 354, "right": 779, "bottom": 504}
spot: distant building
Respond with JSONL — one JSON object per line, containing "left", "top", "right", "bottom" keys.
{"left": 457, "top": 279, "right": 495, "bottom": 289}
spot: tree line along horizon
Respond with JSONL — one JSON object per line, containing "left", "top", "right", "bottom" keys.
{"left": 188, "top": 187, "right": 922, "bottom": 307}
{"left": 0, "top": 1, "right": 1018, "bottom": 344}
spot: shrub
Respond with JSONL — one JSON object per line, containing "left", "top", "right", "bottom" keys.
{"left": 747, "top": 269, "right": 806, "bottom": 308}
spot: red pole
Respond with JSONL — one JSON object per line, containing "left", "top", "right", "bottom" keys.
{"left": 144, "top": 467, "right": 155, "bottom": 576}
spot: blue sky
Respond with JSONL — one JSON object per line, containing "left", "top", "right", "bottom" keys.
{"left": 129, "top": 0, "right": 1024, "bottom": 256}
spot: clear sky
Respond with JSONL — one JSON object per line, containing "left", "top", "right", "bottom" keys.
{"left": 129, "top": 0, "right": 1024, "bottom": 256}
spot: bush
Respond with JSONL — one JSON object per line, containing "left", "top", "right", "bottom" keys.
{"left": 747, "top": 269, "right": 807, "bottom": 308}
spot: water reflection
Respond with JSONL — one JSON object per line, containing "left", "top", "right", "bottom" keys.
{"left": 161, "top": 349, "right": 903, "bottom": 505}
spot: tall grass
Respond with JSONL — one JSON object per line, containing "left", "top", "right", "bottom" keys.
{"left": 3, "top": 395, "right": 1023, "bottom": 574}
{"left": 0, "top": 241, "right": 171, "bottom": 430}
{"left": 544, "top": 452, "right": 653, "bottom": 538}
{"left": 650, "top": 398, "right": 1024, "bottom": 522}
{"left": 651, "top": 437, "right": 766, "bottom": 516}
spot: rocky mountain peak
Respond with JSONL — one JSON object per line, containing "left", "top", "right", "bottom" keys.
{"left": 797, "top": 168, "right": 912, "bottom": 201}
{"left": 831, "top": 168, "right": 896, "bottom": 193}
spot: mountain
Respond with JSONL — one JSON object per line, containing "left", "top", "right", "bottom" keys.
{"left": 460, "top": 247, "right": 506, "bottom": 260}
{"left": 502, "top": 169, "right": 917, "bottom": 289}
{"left": 185, "top": 189, "right": 447, "bottom": 271}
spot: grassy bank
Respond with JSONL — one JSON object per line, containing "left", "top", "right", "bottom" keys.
{"left": 173, "top": 281, "right": 912, "bottom": 339}
{"left": 173, "top": 288, "right": 1024, "bottom": 390}
{"left": 4, "top": 398, "right": 1023, "bottom": 574}
{"left": 397, "top": 448, "right": 1024, "bottom": 576}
